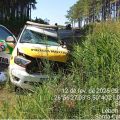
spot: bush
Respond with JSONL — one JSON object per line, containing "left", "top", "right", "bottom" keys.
{"left": 72, "top": 21, "right": 120, "bottom": 119}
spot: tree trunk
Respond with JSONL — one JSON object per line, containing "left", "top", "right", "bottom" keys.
{"left": 78, "top": 18, "right": 81, "bottom": 28}
{"left": 102, "top": 0, "right": 106, "bottom": 21}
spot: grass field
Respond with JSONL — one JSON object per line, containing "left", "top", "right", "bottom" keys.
{"left": 0, "top": 21, "right": 120, "bottom": 119}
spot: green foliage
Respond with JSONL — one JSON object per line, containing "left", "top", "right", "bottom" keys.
{"left": 0, "top": 0, "right": 37, "bottom": 35}
{"left": 72, "top": 21, "right": 120, "bottom": 118}
{"left": 73, "top": 21, "right": 120, "bottom": 86}
{"left": 1, "top": 21, "right": 120, "bottom": 119}
{"left": 31, "top": 17, "right": 49, "bottom": 25}
{"left": 66, "top": 0, "right": 120, "bottom": 27}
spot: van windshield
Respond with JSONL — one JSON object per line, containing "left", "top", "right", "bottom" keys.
{"left": 20, "top": 29, "right": 60, "bottom": 46}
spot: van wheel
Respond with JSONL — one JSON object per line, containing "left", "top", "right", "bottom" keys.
{"left": 15, "top": 86, "right": 28, "bottom": 95}
{"left": 15, "top": 86, "right": 23, "bottom": 94}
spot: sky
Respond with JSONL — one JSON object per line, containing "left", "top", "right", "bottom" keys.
{"left": 31, "top": 0, "right": 77, "bottom": 25}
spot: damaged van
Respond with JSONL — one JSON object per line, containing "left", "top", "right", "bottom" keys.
{"left": 9, "top": 21, "right": 69, "bottom": 91}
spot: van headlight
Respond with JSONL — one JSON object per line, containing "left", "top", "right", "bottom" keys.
{"left": 14, "top": 56, "right": 31, "bottom": 68}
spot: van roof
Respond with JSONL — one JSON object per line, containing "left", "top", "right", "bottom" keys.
{"left": 26, "top": 21, "right": 58, "bottom": 29}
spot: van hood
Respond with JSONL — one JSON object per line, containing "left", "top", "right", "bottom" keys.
{"left": 18, "top": 43, "right": 69, "bottom": 62}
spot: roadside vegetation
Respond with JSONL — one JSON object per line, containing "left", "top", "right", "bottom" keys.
{"left": 0, "top": 0, "right": 36, "bottom": 34}
{"left": 66, "top": 0, "right": 120, "bottom": 28}
{"left": 0, "top": 21, "right": 120, "bottom": 119}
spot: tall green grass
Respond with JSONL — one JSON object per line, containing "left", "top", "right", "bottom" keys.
{"left": 1, "top": 21, "right": 120, "bottom": 119}
{"left": 71, "top": 21, "right": 120, "bottom": 119}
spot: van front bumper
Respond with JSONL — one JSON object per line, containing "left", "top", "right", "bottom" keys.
{"left": 9, "top": 65, "right": 48, "bottom": 90}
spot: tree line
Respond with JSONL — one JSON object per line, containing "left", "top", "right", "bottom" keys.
{"left": 66, "top": 0, "right": 120, "bottom": 28}
{"left": 0, "top": 0, "right": 36, "bottom": 35}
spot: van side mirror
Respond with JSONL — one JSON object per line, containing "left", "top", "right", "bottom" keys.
{"left": 6, "top": 36, "right": 15, "bottom": 42}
